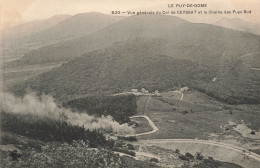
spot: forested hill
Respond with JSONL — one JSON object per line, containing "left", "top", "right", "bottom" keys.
{"left": 11, "top": 36, "right": 260, "bottom": 104}
{"left": 9, "top": 14, "right": 260, "bottom": 104}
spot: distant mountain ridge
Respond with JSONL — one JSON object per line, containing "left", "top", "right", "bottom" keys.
{"left": 19, "top": 12, "right": 125, "bottom": 43}
{"left": 4, "top": 12, "right": 124, "bottom": 44}
{"left": 3, "top": 12, "right": 125, "bottom": 64}
{"left": 3, "top": 15, "right": 71, "bottom": 38}
{"left": 9, "top": 14, "right": 259, "bottom": 67}
{"left": 214, "top": 18, "right": 260, "bottom": 35}
{"left": 6, "top": 14, "right": 260, "bottom": 104}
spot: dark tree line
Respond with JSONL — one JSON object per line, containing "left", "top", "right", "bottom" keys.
{"left": 1, "top": 112, "right": 109, "bottom": 148}
{"left": 64, "top": 95, "right": 137, "bottom": 123}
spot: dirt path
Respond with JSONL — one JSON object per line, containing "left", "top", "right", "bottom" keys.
{"left": 129, "top": 114, "right": 260, "bottom": 161}
{"left": 250, "top": 66, "right": 260, "bottom": 71}
{"left": 128, "top": 94, "right": 260, "bottom": 164}
{"left": 126, "top": 115, "right": 159, "bottom": 137}
{"left": 171, "top": 90, "right": 184, "bottom": 100}
{"left": 130, "top": 114, "right": 260, "bottom": 165}
{"left": 140, "top": 139, "right": 260, "bottom": 162}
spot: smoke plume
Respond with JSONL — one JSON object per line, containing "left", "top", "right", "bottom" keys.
{"left": 2, "top": 92, "right": 134, "bottom": 134}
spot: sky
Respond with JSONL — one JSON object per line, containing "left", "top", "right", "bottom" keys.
{"left": 1, "top": 0, "right": 260, "bottom": 29}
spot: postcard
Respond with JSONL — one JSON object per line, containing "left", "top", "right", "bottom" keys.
{"left": 0, "top": 0, "right": 259, "bottom": 167}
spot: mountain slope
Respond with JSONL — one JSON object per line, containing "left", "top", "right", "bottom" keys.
{"left": 3, "top": 15, "right": 71, "bottom": 38}
{"left": 20, "top": 12, "right": 125, "bottom": 42}
{"left": 11, "top": 37, "right": 212, "bottom": 99}
{"left": 4, "top": 12, "right": 124, "bottom": 44}
{"left": 2, "top": 15, "right": 71, "bottom": 63}
{"left": 239, "top": 52, "right": 260, "bottom": 69}
{"left": 9, "top": 15, "right": 260, "bottom": 104}
{"left": 3, "top": 12, "right": 124, "bottom": 65}
{"left": 8, "top": 15, "right": 188, "bottom": 65}
{"left": 214, "top": 18, "right": 260, "bottom": 35}
{"left": 11, "top": 37, "right": 260, "bottom": 104}
{"left": 12, "top": 15, "right": 260, "bottom": 67}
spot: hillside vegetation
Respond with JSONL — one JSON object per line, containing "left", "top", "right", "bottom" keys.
{"left": 197, "top": 58, "right": 260, "bottom": 104}
{"left": 1, "top": 140, "right": 160, "bottom": 168}
{"left": 11, "top": 37, "right": 260, "bottom": 104}
{"left": 11, "top": 39, "right": 212, "bottom": 100}
{"left": 1, "top": 112, "right": 109, "bottom": 148}
{"left": 64, "top": 95, "right": 137, "bottom": 123}
{"left": 239, "top": 52, "right": 260, "bottom": 69}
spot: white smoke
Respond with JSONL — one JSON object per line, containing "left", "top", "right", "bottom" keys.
{"left": 2, "top": 92, "right": 134, "bottom": 134}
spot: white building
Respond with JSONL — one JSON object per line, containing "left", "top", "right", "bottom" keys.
{"left": 131, "top": 89, "right": 139, "bottom": 93}
{"left": 141, "top": 88, "right": 149, "bottom": 94}
{"left": 154, "top": 90, "right": 160, "bottom": 96}
{"left": 180, "top": 87, "right": 188, "bottom": 92}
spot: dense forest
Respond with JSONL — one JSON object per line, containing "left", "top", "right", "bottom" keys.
{"left": 64, "top": 95, "right": 137, "bottom": 123}
{"left": 11, "top": 43, "right": 259, "bottom": 105}
{"left": 194, "top": 59, "right": 260, "bottom": 104}
{"left": 1, "top": 112, "right": 110, "bottom": 148}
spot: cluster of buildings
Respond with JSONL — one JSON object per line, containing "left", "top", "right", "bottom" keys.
{"left": 131, "top": 88, "right": 160, "bottom": 96}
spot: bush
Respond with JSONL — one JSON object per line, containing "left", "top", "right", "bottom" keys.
{"left": 114, "top": 141, "right": 124, "bottom": 148}
{"left": 193, "top": 157, "right": 242, "bottom": 168}
{"left": 117, "top": 136, "right": 138, "bottom": 142}
{"left": 150, "top": 158, "right": 159, "bottom": 163}
{"left": 185, "top": 152, "right": 194, "bottom": 160}
{"left": 105, "top": 138, "right": 115, "bottom": 149}
{"left": 112, "top": 147, "right": 136, "bottom": 156}
{"left": 127, "top": 144, "right": 135, "bottom": 150}
{"left": 195, "top": 152, "right": 204, "bottom": 160}
{"left": 178, "top": 155, "right": 190, "bottom": 161}
{"left": 120, "top": 156, "right": 160, "bottom": 168}
{"left": 182, "top": 111, "right": 188, "bottom": 115}
{"left": 11, "top": 141, "right": 122, "bottom": 168}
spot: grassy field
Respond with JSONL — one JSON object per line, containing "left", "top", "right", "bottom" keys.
{"left": 129, "top": 91, "right": 260, "bottom": 168}
{"left": 3, "top": 63, "right": 61, "bottom": 90}
{"left": 136, "top": 141, "right": 255, "bottom": 168}
{"left": 131, "top": 117, "right": 153, "bottom": 134}
{"left": 134, "top": 91, "right": 260, "bottom": 153}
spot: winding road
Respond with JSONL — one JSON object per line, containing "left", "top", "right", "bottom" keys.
{"left": 250, "top": 66, "right": 260, "bottom": 71}
{"left": 129, "top": 115, "right": 260, "bottom": 162}
{"left": 171, "top": 90, "right": 184, "bottom": 100}
{"left": 127, "top": 92, "right": 260, "bottom": 165}
{"left": 126, "top": 115, "right": 159, "bottom": 137}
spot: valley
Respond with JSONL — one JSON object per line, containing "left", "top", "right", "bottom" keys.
{"left": 1, "top": 11, "right": 260, "bottom": 168}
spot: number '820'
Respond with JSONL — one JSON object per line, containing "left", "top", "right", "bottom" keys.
{"left": 112, "top": 11, "right": 120, "bottom": 14}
